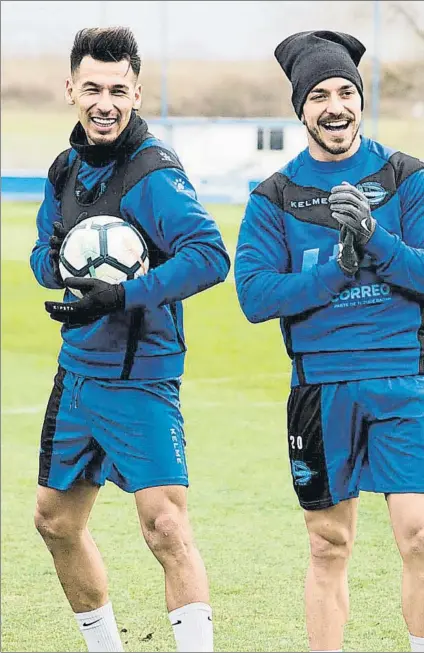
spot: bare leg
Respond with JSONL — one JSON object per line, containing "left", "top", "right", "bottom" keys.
{"left": 136, "top": 485, "right": 212, "bottom": 652}
{"left": 135, "top": 485, "right": 209, "bottom": 611}
{"left": 388, "top": 494, "right": 424, "bottom": 638}
{"left": 304, "top": 498, "right": 358, "bottom": 651}
{"left": 34, "top": 480, "right": 107, "bottom": 612}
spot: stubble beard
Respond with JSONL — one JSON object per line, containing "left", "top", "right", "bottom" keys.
{"left": 305, "top": 119, "right": 361, "bottom": 156}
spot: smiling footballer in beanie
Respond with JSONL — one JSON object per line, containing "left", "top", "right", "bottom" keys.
{"left": 275, "top": 30, "right": 365, "bottom": 159}
{"left": 234, "top": 30, "right": 424, "bottom": 653}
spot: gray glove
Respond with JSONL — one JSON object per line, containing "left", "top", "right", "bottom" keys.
{"left": 329, "top": 183, "right": 377, "bottom": 246}
{"left": 337, "top": 225, "right": 360, "bottom": 276}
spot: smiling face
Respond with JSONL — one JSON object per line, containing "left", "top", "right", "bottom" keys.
{"left": 301, "top": 77, "right": 362, "bottom": 161}
{"left": 65, "top": 55, "right": 142, "bottom": 145}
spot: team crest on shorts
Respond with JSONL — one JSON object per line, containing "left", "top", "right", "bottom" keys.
{"left": 291, "top": 460, "right": 317, "bottom": 486}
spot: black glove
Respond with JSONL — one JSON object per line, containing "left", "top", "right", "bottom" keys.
{"left": 329, "top": 183, "right": 377, "bottom": 246}
{"left": 45, "top": 277, "right": 125, "bottom": 327}
{"left": 337, "top": 225, "right": 361, "bottom": 276}
{"left": 49, "top": 221, "right": 67, "bottom": 286}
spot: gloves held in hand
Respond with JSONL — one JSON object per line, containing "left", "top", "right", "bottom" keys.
{"left": 329, "top": 183, "right": 376, "bottom": 246}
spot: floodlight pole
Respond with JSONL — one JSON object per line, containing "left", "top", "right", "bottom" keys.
{"left": 371, "top": 0, "right": 381, "bottom": 140}
{"left": 160, "top": 1, "right": 169, "bottom": 121}
{"left": 99, "top": 1, "right": 109, "bottom": 26}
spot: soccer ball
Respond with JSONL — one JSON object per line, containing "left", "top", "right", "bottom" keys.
{"left": 59, "top": 215, "right": 149, "bottom": 298}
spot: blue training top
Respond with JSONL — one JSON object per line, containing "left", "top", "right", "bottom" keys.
{"left": 235, "top": 136, "right": 424, "bottom": 386}
{"left": 31, "top": 134, "right": 230, "bottom": 380}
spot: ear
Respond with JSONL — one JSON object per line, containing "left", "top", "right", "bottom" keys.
{"left": 65, "top": 78, "right": 75, "bottom": 106}
{"left": 133, "top": 83, "right": 142, "bottom": 110}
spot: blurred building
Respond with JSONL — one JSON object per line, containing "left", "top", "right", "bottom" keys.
{"left": 1, "top": 1, "right": 423, "bottom": 201}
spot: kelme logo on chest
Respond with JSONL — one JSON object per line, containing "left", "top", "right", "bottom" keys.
{"left": 290, "top": 197, "right": 328, "bottom": 209}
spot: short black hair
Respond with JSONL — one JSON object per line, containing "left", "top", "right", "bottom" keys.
{"left": 70, "top": 27, "right": 141, "bottom": 78}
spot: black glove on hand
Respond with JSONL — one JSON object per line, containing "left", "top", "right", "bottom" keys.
{"left": 49, "top": 221, "right": 67, "bottom": 285}
{"left": 337, "top": 225, "right": 361, "bottom": 276}
{"left": 329, "top": 183, "right": 377, "bottom": 246}
{"left": 45, "top": 277, "right": 125, "bottom": 327}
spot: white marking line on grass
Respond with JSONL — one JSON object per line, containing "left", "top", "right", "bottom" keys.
{"left": 184, "top": 372, "right": 290, "bottom": 386}
{"left": 193, "top": 400, "right": 285, "bottom": 408}
{"left": 2, "top": 405, "right": 45, "bottom": 415}
{"left": 2, "top": 400, "right": 284, "bottom": 415}
{"left": 2, "top": 373, "right": 291, "bottom": 416}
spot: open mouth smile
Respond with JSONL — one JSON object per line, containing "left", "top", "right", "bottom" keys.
{"left": 90, "top": 117, "right": 118, "bottom": 129}
{"left": 320, "top": 119, "right": 351, "bottom": 133}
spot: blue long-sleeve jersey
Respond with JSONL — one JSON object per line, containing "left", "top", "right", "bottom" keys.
{"left": 31, "top": 135, "right": 230, "bottom": 380}
{"left": 235, "top": 136, "right": 424, "bottom": 386}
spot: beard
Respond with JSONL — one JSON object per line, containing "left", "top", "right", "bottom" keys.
{"left": 304, "top": 116, "right": 361, "bottom": 156}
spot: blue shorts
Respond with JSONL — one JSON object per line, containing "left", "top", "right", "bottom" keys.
{"left": 38, "top": 367, "right": 188, "bottom": 493}
{"left": 287, "top": 376, "right": 424, "bottom": 510}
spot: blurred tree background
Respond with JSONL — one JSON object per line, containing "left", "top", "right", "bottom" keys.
{"left": 2, "top": 0, "right": 423, "bottom": 166}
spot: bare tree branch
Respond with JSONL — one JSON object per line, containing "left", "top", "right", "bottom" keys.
{"left": 388, "top": 1, "right": 424, "bottom": 41}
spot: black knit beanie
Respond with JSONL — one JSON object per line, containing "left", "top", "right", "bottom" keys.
{"left": 274, "top": 31, "right": 366, "bottom": 119}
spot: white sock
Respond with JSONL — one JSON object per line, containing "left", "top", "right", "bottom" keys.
{"left": 168, "top": 602, "right": 213, "bottom": 652}
{"left": 410, "top": 633, "right": 424, "bottom": 652}
{"left": 74, "top": 601, "right": 124, "bottom": 652}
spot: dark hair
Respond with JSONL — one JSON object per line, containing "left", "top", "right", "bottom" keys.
{"left": 70, "top": 27, "right": 141, "bottom": 78}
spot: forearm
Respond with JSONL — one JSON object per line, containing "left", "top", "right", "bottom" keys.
{"left": 123, "top": 244, "right": 230, "bottom": 309}
{"left": 31, "top": 177, "right": 65, "bottom": 290}
{"left": 365, "top": 224, "right": 424, "bottom": 296}
{"left": 236, "top": 258, "right": 351, "bottom": 323}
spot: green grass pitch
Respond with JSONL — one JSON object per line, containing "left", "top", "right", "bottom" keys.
{"left": 1, "top": 201, "right": 406, "bottom": 652}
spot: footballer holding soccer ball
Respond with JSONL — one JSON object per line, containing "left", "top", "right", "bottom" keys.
{"left": 30, "top": 26, "right": 230, "bottom": 653}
